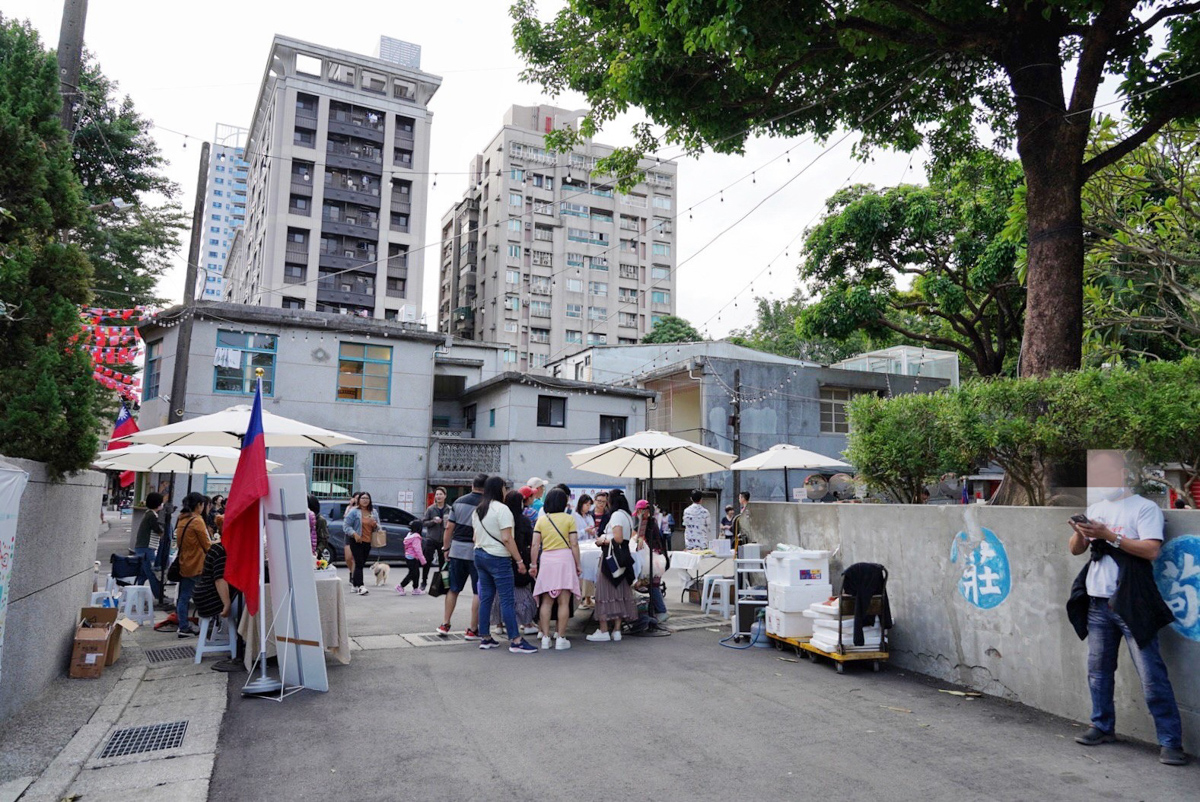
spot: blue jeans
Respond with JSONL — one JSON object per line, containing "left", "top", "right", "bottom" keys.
{"left": 134, "top": 547, "right": 162, "bottom": 601}
{"left": 1087, "top": 598, "right": 1182, "bottom": 748}
{"left": 176, "top": 577, "right": 196, "bottom": 632}
{"left": 649, "top": 583, "right": 667, "bottom": 615}
{"left": 475, "top": 549, "right": 519, "bottom": 642}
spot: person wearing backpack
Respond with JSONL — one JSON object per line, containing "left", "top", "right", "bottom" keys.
{"left": 471, "top": 476, "right": 537, "bottom": 654}
{"left": 530, "top": 487, "right": 582, "bottom": 651}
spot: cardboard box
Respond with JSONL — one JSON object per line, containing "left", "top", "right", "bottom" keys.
{"left": 69, "top": 623, "right": 111, "bottom": 678}
{"left": 79, "top": 607, "right": 130, "bottom": 666}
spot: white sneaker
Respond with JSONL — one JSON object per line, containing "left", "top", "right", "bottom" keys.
{"left": 540, "top": 635, "right": 552, "bottom": 650}
{"left": 555, "top": 637, "right": 571, "bottom": 651}
{"left": 523, "top": 626, "right": 540, "bottom": 636}
{"left": 585, "top": 630, "right": 611, "bottom": 643}
{"left": 612, "top": 630, "right": 622, "bottom": 642}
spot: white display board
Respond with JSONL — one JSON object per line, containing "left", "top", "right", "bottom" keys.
{"left": 263, "top": 474, "right": 328, "bottom": 693}
{"left": 0, "top": 462, "right": 30, "bottom": 689}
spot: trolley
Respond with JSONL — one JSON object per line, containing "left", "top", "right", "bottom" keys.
{"left": 799, "top": 593, "right": 890, "bottom": 674}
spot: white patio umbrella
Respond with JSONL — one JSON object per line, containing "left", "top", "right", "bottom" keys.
{"left": 113, "top": 404, "right": 366, "bottom": 449}
{"left": 730, "top": 444, "right": 851, "bottom": 501}
{"left": 94, "top": 444, "right": 281, "bottom": 492}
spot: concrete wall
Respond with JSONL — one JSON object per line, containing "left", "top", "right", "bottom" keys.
{"left": 0, "top": 459, "right": 104, "bottom": 723}
{"left": 746, "top": 501, "right": 1200, "bottom": 750}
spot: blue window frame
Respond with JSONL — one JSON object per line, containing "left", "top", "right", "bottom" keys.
{"left": 336, "top": 342, "right": 391, "bottom": 403}
{"left": 489, "top": 408, "right": 495, "bottom": 427}
{"left": 213, "top": 330, "right": 277, "bottom": 395}
{"left": 144, "top": 340, "right": 162, "bottom": 399}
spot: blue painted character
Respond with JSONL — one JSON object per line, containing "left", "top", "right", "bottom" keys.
{"left": 950, "top": 527, "right": 1011, "bottom": 609}
{"left": 1154, "top": 535, "right": 1200, "bottom": 642}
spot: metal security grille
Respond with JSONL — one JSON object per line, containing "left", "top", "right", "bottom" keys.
{"left": 310, "top": 451, "right": 357, "bottom": 499}
{"left": 99, "top": 721, "right": 188, "bottom": 759}
{"left": 144, "top": 646, "right": 196, "bottom": 664}
{"left": 408, "top": 632, "right": 466, "bottom": 645}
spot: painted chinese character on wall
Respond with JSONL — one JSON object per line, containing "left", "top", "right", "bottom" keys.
{"left": 950, "top": 527, "right": 1011, "bottom": 609}
{"left": 1155, "top": 535, "right": 1200, "bottom": 642}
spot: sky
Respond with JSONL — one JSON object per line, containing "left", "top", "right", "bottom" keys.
{"left": 9, "top": 0, "right": 931, "bottom": 337}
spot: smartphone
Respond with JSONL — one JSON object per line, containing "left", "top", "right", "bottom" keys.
{"left": 1069, "top": 514, "right": 1090, "bottom": 525}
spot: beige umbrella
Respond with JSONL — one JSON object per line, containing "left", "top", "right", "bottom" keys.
{"left": 730, "top": 444, "right": 851, "bottom": 501}
{"left": 113, "top": 404, "right": 365, "bottom": 449}
{"left": 94, "top": 444, "right": 282, "bottom": 493}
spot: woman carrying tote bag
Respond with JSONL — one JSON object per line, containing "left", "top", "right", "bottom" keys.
{"left": 587, "top": 489, "right": 638, "bottom": 643}
{"left": 343, "top": 492, "right": 377, "bottom": 596}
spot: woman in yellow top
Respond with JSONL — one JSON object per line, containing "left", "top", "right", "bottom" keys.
{"left": 530, "top": 487, "right": 583, "bottom": 651}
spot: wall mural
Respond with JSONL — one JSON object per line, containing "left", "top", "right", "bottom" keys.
{"left": 1155, "top": 535, "right": 1200, "bottom": 642}
{"left": 950, "top": 527, "right": 1011, "bottom": 609}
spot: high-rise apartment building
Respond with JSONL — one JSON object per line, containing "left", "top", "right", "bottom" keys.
{"left": 225, "top": 35, "right": 440, "bottom": 322}
{"left": 438, "top": 104, "right": 678, "bottom": 372}
{"left": 201, "top": 124, "right": 248, "bottom": 301}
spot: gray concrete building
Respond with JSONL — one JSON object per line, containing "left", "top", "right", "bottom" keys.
{"left": 225, "top": 35, "right": 441, "bottom": 323}
{"left": 137, "top": 303, "right": 649, "bottom": 511}
{"left": 438, "top": 104, "right": 678, "bottom": 373}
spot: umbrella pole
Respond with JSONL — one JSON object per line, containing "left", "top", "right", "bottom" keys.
{"left": 784, "top": 467, "right": 790, "bottom": 502}
{"left": 186, "top": 456, "right": 196, "bottom": 494}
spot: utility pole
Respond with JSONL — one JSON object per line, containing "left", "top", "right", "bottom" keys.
{"left": 731, "top": 368, "right": 742, "bottom": 506}
{"left": 56, "top": 0, "right": 88, "bottom": 132}
{"left": 168, "top": 141, "right": 210, "bottom": 424}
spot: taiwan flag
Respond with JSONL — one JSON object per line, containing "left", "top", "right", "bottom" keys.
{"left": 222, "top": 381, "right": 270, "bottom": 614}
{"left": 107, "top": 402, "right": 139, "bottom": 487}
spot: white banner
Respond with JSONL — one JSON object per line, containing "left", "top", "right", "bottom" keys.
{"left": 0, "top": 461, "right": 31, "bottom": 689}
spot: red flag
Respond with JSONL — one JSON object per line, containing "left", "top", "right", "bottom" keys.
{"left": 222, "top": 382, "right": 270, "bottom": 614}
{"left": 107, "top": 402, "right": 139, "bottom": 487}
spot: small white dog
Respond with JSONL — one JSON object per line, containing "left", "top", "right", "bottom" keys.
{"left": 372, "top": 562, "right": 390, "bottom": 586}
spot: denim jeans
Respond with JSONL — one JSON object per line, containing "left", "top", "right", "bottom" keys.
{"left": 134, "top": 546, "right": 162, "bottom": 601}
{"left": 176, "top": 577, "right": 196, "bottom": 631}
{"left": 649, "top": 582, "right": 667, "bottom": 615}
{"left": 475, "top": 549, "right": 518, "bottom": 642}
{"left": 1087, "top": 598, "right": 1183, "bottom": 748}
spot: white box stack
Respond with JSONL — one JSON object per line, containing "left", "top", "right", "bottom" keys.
{"left": 764, "top": 548, "right": 833, "bottom": 639}
{"left": 765, "top": 549, "right": 830, "bottom": 586}
{"left": 765, "top": 606, "right": 813, "bottom": 639}
{"left": 767, "top": 582, "right": 832, "bottom": 613}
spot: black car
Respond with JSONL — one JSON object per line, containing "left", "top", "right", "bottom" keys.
{"left": 318, "top": 501, "right": 420, "bottom": 565}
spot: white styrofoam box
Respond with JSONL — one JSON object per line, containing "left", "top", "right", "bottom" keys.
{"left": 738, "top": 542, "right": 761, "bottom": 559}
{"left": 765, "top": 606, "right": 813, "bottom": 639}
{"left": 767, "top": 582, "right": 832, "bottom": 613}
{"left": 808, "top": 601, "right": 843, "bottom": 617}
{"left": 765, "top": 549, "right": 830, "bottom": 586}
{"left": 803, "top": 608, "right": 838, "bottom": 620}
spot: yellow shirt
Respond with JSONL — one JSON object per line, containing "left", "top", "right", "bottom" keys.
{"left": 535, "top": 513, "right": 575, "bottom": 550}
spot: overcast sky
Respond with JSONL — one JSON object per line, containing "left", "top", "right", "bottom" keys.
{"left": 11, "top": 0, "right": 933, "bottom": 337}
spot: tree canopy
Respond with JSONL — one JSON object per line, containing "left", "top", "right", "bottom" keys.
{"left": 642, "top": 314, "right": 703, "bottom": 343}
{"left": 512, "top": 0, "right": 1200, "bottom": 376}
{"left": 0, "top": 17, "right": 101, "bottom": 474}
{"left": 728, "top": 290, "right": 897, "bottom": 365}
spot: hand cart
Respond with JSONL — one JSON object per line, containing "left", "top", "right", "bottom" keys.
{"left": 732, "top": 557, "right": 768, "bottom": 642}
{"left": 799, "top": 593, "right": 889, "bottom": 674}
{"left": 768, "top": 633, "right": 811, "bottom": 655}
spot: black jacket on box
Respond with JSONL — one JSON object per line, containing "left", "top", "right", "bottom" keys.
{"left": 841, "top": 562, "right": 893, "bottom": 647}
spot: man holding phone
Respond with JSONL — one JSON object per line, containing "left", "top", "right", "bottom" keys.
{"left": 1066, "top": 450, "right": 1185, "bottom": 765}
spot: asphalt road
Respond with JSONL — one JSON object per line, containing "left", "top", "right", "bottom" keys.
{"left": 210, "top": 626, "right": 1197, "bottom": 802}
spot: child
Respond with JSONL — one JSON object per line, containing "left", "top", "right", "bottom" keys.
{"left": 396, "top": 529, "right": 427, "bottom": 595}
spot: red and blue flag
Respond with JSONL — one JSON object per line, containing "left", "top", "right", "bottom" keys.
{"left": 222, "top": 381, "right": 270, "bottom": 614}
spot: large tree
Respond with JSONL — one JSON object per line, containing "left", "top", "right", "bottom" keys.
{"left": 0, "top": 17, "right": 101, "bottom": 474}
{"left": 512, "top": 0, "right": 1200, "bottom": 377}
{"left": 798, "top": 149, "right": 1025, "bottom": 376}
{"left": 728, "top": 289, "right": 895, "bottom": 364}
{"left": 642, "top": 314, "right": 703, "bottom": 343}
{"left": 69, "top": 54, "right": 186, "bottom": 306}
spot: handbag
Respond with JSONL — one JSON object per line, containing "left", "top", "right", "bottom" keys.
{"left": 367, "top": 514, "right": 387, "bottom": 548}
{"left": 428, "top": 567, "right": 448, "bottom": 597}
{"left": 166, "top": 556, "right": 182, "bottom": 583}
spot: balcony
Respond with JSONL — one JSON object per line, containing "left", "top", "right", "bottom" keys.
{"left": 321, "top": 216, "right": 378, "bottom": 239}
{"left": 387, "top": 255, "right": 408, "bottom": 272}
{"left": 391, "top": 196, "right": 412, "bottom": 214}
{"left": 318, "top": 250, "right": 377, "bottom": 273}
{"left": 328, "top": 114, "right": 384, "bottom": 144}
{"left": 295, "top": 106, "right": 318, "bottom": 127}
{"left": 290, "top": 177, "right": 314, "bottom": 196}
{"left": 323, "top": 183, "right": 381, "bottom": 207}
{"left": 431, "top": 438, "right": 502, "bottom": 479}
{"left": 316, "top": 282, "right": 375, "bottom": 309}
{"left": 326, "top": 142, "right": 383, "bottom": 173}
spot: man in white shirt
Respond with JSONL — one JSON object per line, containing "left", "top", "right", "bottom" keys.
{"left": 1067, "top": 450, "right": 1185, "bottom": 765}
{"left": 682, "top": 490, "right": 711, "bottom": 550}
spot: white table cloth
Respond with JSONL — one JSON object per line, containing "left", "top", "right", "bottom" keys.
{"left": 239, "top": 567, "right": 349, "bottom": 669}
{"left": 664, "top": 552, "right": 733, "bottom": 594}
{"left": 579, "top": 543, "right": 646, "bottom": 583}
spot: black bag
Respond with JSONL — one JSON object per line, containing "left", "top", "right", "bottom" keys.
{"left": 427, "top": 567, "right": 448, "bottom": 598}
{"left": 166, "top": 556, "right": 182, "bottom": 583}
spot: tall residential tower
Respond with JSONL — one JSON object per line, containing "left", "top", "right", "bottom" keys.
{"left": 201, "top": 124, "right": 248, "bottom": 301}
{"left": 438, "top": 104, "right": 678, "bottom": 372}
{"left": 225, "top": 35, "right": 440, "bottom": 321}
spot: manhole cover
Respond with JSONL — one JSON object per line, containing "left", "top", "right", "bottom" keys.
{"left": 410, "top": 632, "right": 466, "bottom": 644}
{"left": 100, "top": 721, "right": 188, "bottom": 759}
{"left": 145, "top": 646, "right": 195, "bottom": 664}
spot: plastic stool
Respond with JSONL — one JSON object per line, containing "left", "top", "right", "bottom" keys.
{"left": 194, "top": 616, "right": 236, "bottom": 663}
{"left": 121, "top": 585, "right": 156, "bottom": 626}
{"left": 702, "top": 578, "right": 735, "bottom": 618}
{"left": 90, "top": 591, "right": 118, "bottom": 607}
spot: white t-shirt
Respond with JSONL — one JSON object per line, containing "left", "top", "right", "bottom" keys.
{"left": 471, "top": 502, "right": 515, "bottom": 558}
{"left": 682, "top": 503, "right": 711, "bottom": 549}
{"left": 572, "top": 511, "right": 595, "bottom": 542}
{"left": 1084, "top": 494, "right": 1164, "bottom": 598}
{"left": 603, "top": 510, "right": 635, "bottom": 542}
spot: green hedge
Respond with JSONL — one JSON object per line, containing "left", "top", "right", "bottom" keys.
{"left": 846, "top": 358, "right": 1200, "bottom": 505}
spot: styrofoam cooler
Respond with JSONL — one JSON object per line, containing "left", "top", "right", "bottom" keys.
{"left": 767, "top": 582, "right": 832, "bottom": 613}
{"left": 765, "top": 606, "right": 813, "bottom": 639}
{"left": 765, "top": 549, "right": 830, "bottom": 586}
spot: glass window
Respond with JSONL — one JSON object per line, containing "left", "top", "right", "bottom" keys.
{"left": 565, "top": 330, "right": 583, "bottom": 344}
{"left": 510, "top": 168, "right": 525, "bottom": 181}
{"left": 652, "top": 290, "right": 671, "bottom": 304}
{"left": 600, "top": 415, "right": 627, "bottom": 443}
{"left": 504, "top": 321, "right": 518, "bottom": 333}
{"left": 587, "top": 333, "right": 607, "bottom": 345}
{"left": 653, "top": 196, "right": 671, "bottom": 210}
{"left": 565, "top": 304, "right": 582, "bottom": 318}
{"left": 589, "top": 281, "right": 608, "bottom": 296}
{"left": 820, "top": 387, "right": 871, "bottom": 434}
{"left": 337, "top": 342, "right": 392, "bottom": 403}
{"left": 530, "top": 300, "right": 551, "bottom": 318}
{"left": 144, "top": 340, "right": 162, "bottom": 399}
{"left": 566, "top": 278, "right": 583, "bottom": 293}
{"left": 214, "top": 330, "right": 277, "bottom": 395}
{"left": 506, "top": 269, "right": 520, "bottom": 284}
{"left": 651, "top": 266, "right": 671, "bottom": 281}
{"left": 507, "top": 219, "right": 522, "bottom": 232}
{"left": 537, "top": 395, "right": 566, "bottom": 428}
{"left": 310, "top": 451, "right": 356, "bottom": 499}
{"left": 489, "top": 408, "right": 496, "bottom": 427}
{"left": 507, "top": 244, "right": 521, "bottom": 260}
{"left": 509, "top": 192, "right": 524, "bottom": 207}
{"left": 652, "top": 243, "right": 671, "bottom": 257}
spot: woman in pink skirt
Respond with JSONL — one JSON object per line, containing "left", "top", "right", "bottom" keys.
{"left": 530, "top": 487, "right": 582, "bottom": 651}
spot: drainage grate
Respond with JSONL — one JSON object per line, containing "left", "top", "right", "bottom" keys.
{"left": 144, "top": 646, "right": 195, "bottom": 665}
{"left": 99, "top": 721, "right": 188, "bottom": 759}
{"left": 669, "top": 615, "right": 729, "bottom": 631}
{"left": 409, "top": 632, "right": 467, "bottom": 645}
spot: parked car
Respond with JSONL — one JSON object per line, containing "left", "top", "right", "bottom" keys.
{"left": 318, "top": 500, "right": 419, "bottom": 565}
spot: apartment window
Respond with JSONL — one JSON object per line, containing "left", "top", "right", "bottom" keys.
{"left": 509, "top": 192, "right": 524, "bottom": 207}
{"left": 532, "top": 250, "right": 552, "bottom": 267}
{"left": 592, "top": 184, "right": 614, "bottom": 198}
{"left": 386, "top": 277, "right": 406, "bottom": 297}
{"left": 510, "top": 168, "right": 525, "bottom": 181}
{"left": 567, "top": 228, "right": 606, "bottom": 245}
{"left": 651, "top": 265, "right": 671, "bottom": 281}
{"left": 653, "top": 196, "right": 672, "bottom": 210}
{"left": 296, "top": 93, "right": 318, "bottom": 114}
{"left": 289, "top": 195, "right": 311, "bottom": 215}
{"left": 394, "top": 148, "right": 413, "bottom": 167}
{"left": 310, "top": 451, "right": 356, "bottom": 499}
{"left": 561, "top": 202, "right": 589, "bottom": 219}
{"left": 504, "top": 321, "right": 518, "bottom": 333}
{"left": 390, "top": 212, "right": 409, "bottom": 231}
{"left": 600, "top": 415, "right": 627, "bottom": 443}
{"left": 623, "top": 193, "right": 647, "bottom": 208}
{"left": 530, "top": 353, "right": 548, "bottom": 368}
{"left": 214, "top": 331, "right": 277, "bottom": 395}
{"left": 504, "top": 295, "right": 519, "bottom": 312}
{"left": 566, "top": 278, "right": 583, "bottom": 293}
{"left": 620, "top": 312, "right": 637, "bottom": 327}
{"left": 587, "top": 333, "right": 608, "bottom": 346}
{"left": 653, "top": 217, "right": 672, "bottom": 235}
{"left": 209, "top": 238, "right": 220, "bottom": 246}
{"left": 588, "top": 306, "right": 606, "bottom": 321}
{"left": 565, "top": 330, "right": 583, "bottom": 344}
{"left": 591, "top": 209, "right": 613, "bottom": 224}
{"left": 530, "top": 327, "right": 550, "bottom": 344}
{"left": 337, "top": 342, "right": 392, "bottom": 403}
{"left": 283, "top": 263, "right": 305, "bottom": 284}
{"left": 820, "top": 387, "right": 871, "bottom": 434}
{"left": 531, "top": 173, "right": 553, "bottom": 189}
{"left": 537, "top": 396, "right": 566, "bottom": 428}
{"left": 620, "top": 239, "right": 640, "bottom": 254}
{"left": 566, "top": 252, "right": 585, "bottom": 267}
{"left": 506, "top": 269, "right": 520, "bottom": 285}
{"left": 619, "top": 264, "right": 638, "bottom": 280}
{"left": 618, "top": 288, "right": 638, "bottom": 303}
{"left": 489, "top": 409, "right": 496, "bottom": 427}
{"left": 396, "top": 115, "right": 415, "bottom": 135}
{"left": 507, "top": 219, "right": 522, "bottom": 233}
{"left": 393, "top": 79, "right": 417, "bottom": 100}
{"left": 210, "top": 224, "right": 220, "bottom": 231}
{"left": 533, "top": 201, "right": 554, "bottom": 216}
{"left": 208, "top": 251, "right": 218, "bottom": 258}
{"left": 652, "top": 243, "right": 671, "bottom": 257}
{"left": 530, "top": 276, "right": 552, "bottom": 295}
{"left": 214, "top": 191, "right": 223, "bottom": 197}
{"left": 530, "top": 300, "right": 551, "bottom": 318}
{"left": 565, "top": 304, "right": 582, "bottom": 319}
{"left": 281, "top": 297, "right": 304, "bottom": 310}
{"left": 534, "top": 225, "right": 553, "bottom": 242}
{"left": 507, "top": 244, "right": 521, "bottom": 260}
{"left": 589, "top": 281, "right": 608, "bottom": 297}
{"left": 211, "top": 214, "right": 221, "bottom": 221}
{"left": 144, "top": 340, "right": 162, "bottom": 399}
{"left": 620, "top": 215, "right": 639, "bottom": 231}
{"left": 591, "top": 256, "right": 609, "bottom": 270}
{"left": 652, "top": 290, "right": 671, "bottom": 305}
{"left": 619, "top": 337, "right": 637, "bottom": 345}
{"left": 503, "top": 349, "right": 519, "bottom": 364}
{"left": 294, "top": 127, "right": 315, "bottom": 147}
